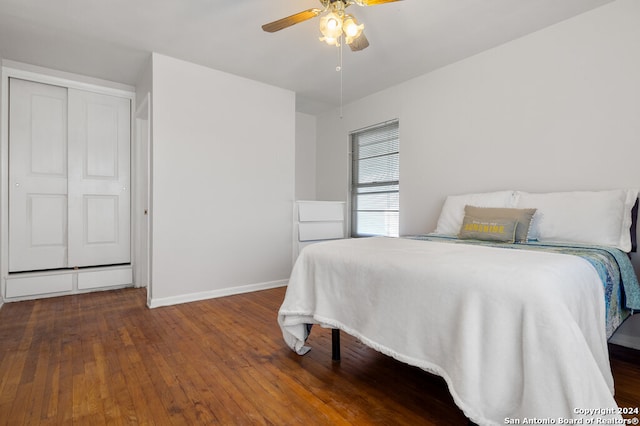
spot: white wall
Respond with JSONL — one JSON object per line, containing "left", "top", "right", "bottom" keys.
{"left": 315, "top": 0, "right": 640, "bottom": 346}
{"left": 149, "top": 53, "right": 295, "bottom": 306}
{"left": 295, "top": 112, "right": 317, "bottom": 200}
{"left": 135, "top": 55, "right": 152, "bottom": 112}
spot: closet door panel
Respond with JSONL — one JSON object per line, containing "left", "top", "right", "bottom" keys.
{"left": 67, "top": 89, "right": 130, "bottom": 267}
{"left": 9, "top": 78, "right": 68, "bottom": 272}
{"left": 30, "top": 195, "right": 67, "bottom": 245}
{"left": 85, "top": 195, "right": 119, "bottom": 243}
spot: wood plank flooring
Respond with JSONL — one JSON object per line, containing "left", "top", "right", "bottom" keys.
{"left": 0, "top": 287, "right": 638, "bottom": 425}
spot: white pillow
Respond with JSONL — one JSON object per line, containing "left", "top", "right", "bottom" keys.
{"left": 433, "top": 190, "right": 518, "bottom": 236}
{"left": 515, "top": 189, "right": 638, "bottom": 251}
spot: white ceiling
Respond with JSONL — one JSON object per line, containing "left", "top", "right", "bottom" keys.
{"left": 0, "top": 0, "right": 614, "bottom": 114}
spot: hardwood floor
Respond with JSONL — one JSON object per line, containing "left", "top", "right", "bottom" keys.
{"left": 0, "top": 286, "right": 638, "bottom": 425}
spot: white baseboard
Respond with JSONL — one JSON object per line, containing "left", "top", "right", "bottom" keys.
{"left": 147, "top": 279, "right": 288, "bottom": 309}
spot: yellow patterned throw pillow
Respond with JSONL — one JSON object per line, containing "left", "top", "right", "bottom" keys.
{"left": 461, "top": 205, "right": 537, "bottom": 243}
{"left": 458, "top": 216, "right": 519, "bottom": 243}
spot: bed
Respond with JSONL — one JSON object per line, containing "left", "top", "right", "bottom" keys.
{"left": 278, "top": 189, "right": 640, "bottom": 426}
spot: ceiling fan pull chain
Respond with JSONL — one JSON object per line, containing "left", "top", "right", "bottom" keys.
{"left": 336, "top": 31, "right": 343, "bottom": 72}
{"left": 338, "top": 35, "right": 344, "bottom": 118}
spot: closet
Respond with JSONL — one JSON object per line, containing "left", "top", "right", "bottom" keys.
{"left": 4, "top": 75, "right": 133, "bottom": 299}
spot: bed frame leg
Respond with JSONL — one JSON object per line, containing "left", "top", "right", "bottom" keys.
{"left": 332, "top": 329, "right": 341, "bottom": 361}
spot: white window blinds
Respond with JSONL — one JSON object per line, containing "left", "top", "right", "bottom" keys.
{"left": 351, "top": 120, "right": 399, "bottom": 237}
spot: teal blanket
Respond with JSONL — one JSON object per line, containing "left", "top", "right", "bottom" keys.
{"left": 412, "top": 235, "right": 640, "bottom": 338}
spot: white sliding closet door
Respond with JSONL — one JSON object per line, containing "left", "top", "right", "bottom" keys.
{"left": 67, "top": 89, "right": 131, "bottom": 268}
{"left": 8, "top": 78, "right": 131, "bottom": 273}
{"left": 9, "top": 78, "right": 68, "bottom": 272}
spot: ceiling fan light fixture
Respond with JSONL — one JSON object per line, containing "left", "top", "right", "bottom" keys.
{"left": 319, "top": 35, "right": 340, "bottom": 46}
{"left": 343, "top": 15, "right": 364, "bottom": 44}
{"left": 319, "top": 12, "right": 344, "bottom": 42}
{"left": 326, "top": 16, "right": 341, "bottom": 31}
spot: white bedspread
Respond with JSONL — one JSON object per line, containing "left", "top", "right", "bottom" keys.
{"left": 278, "top": 237, "right": 623, "bottom": 425}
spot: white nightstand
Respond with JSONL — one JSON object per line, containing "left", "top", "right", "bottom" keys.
{"left": 294, "top": 201, "right": 346, "bottom": 261}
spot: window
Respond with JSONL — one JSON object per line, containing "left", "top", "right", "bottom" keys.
{"left": 350, "top": 120, "right": 399, "bottom": 237}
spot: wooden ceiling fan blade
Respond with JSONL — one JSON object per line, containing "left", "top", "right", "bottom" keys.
{"left": 356, "top": 0, "right": 402, "bottom": 5}
{"left": 348, "top": 32, "right": 369, "bottom": 51}
{"left": 262, "top": 9, "right": 321, "bottom": 33}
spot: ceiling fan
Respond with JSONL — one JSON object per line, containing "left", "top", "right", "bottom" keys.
{"left": 262, "top": 0, "right": 402, "bottom": 51}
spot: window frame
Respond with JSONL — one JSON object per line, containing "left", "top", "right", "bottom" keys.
{"left": 349, "top": 120, "right": 400, "bottom": 238}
